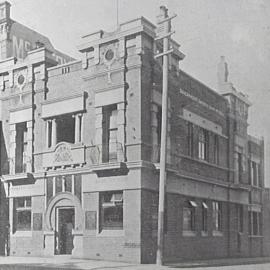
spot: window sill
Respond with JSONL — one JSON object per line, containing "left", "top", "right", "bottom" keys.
{"left": 98, "top": 229, "right": 124, "bottom": 237}
{"left": 12, "top": 231, "right": 32, "bottom": 237}
{"left": 201, "top": 231, "right": 208, "bottom": 237}
{"left": 248, "top": 234, "right": 263, "bottom": 238}
{"left": 213, "top": 230, "right": 223, "bottom": 237}
{"left": 183, "top": 230, "right": 196, "bottom": 237}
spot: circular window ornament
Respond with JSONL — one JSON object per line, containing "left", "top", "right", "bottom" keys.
{"left": 17, "top": 74, "right": 25, "bottom": 85}
{"left": 105, "top": 49, "right": 114, "bottom": 61}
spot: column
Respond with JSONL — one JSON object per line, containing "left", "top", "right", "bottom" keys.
{"left": 52, "top": 177, "right": 56, "bottom": 197}
{"left": 46, "top": 120, "right": 52, "bottom": 148}
{"left": 95, "top": 107, "right": 103, "bottom": 163}
{"left": 9, "top": 124, "right": 16, "bottom": 174}
{"left": 151, "top": 103, "right": 159, "bottom": 162}
{"left": 80, "top": 114, "right": 84, "bottom": 143}
{"left": 9, "top": 197, "right": 13, "bottom": 234}
{"left": 51, "top": 118, "right": 57, "bottom": 147}
{"left": 117, "top": 102, "right": 126, "bottom": 162}
{"left": 26, "top": 121, "right": 33, "bottom": 172}
{"left": 74, "top": 114, "right": 81, "bottom": 143}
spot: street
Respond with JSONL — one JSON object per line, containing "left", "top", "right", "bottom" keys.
{"left": 1, "top": 256, "right": 270, "bottom": 270}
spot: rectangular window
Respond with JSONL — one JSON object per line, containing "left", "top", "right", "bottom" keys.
{"left": 15, "top": 122, "right": 28, "bottom": 173}
{"left": 258, "top": 164, "right": 262, "bottom": 187}
{"left": 102, "top": 105, "right": 118, "bottom": 163}
{"left": 56, "top": 114, "right": 75, "bottom": 144}
{"left": 248, "top": 160, "right": 253, "bottom": 185}
{"left": 252, "top": 162, "right": 258, "bottom": 186}
{"left": 198, "top": 128, "right": 208, "bottom": 160}
{"left": 238, "top": 204, "right": 244, "bottom": 233}
{"left": 183, "top": 200, "right": 197, "bottom": 231}
{"left": 100, "top": 191, "right": 123, "bottom": 230}
{"left": 214, "top": 135, "right": 219, "bottom": 164}
{"left": 14, "top": 197, "right": 32, "bottom": 232}
{"left": 212, "top": 201, "right": 222, "bottom": 231}
{"left": 187, "top": 122, "right": 193, "bottom": 157}
{"left": 202, "top": 202, "right": 208, "bottom": 232}
{"left": 249, "top": 211, "right": 262, "bottom": 236}
{"left": 238, "top": 152, "right": 243, "bottom": 183}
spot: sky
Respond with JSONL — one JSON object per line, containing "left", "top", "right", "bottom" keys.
{"left": 8, "top": 0, "right": 270, "bottom": 185}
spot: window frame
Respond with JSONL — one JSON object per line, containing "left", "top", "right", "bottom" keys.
{"left": 99, "top": 191, "right": 123, "bottom": 231}
{"left": 198, "top": 128, "right": 208, "bottom": 161}
{"left": 202, "top": 202, "right": 208, "bottom": 233}
{"left": 183, "top": 200, "right": 197, "bottom": 234}
{"left": 14, "top": 197, "right": 32, "bottom": 232}
{"left": 249, "top": 211, "right": 262, "bottom": 236}
{"left": 187, "top": 122, "right": 194, "bottom": 157}
{"left": 212, "top": 201, "right": 222, "bottom": 233}
{"left": 213, "top": 134, "right": 219, "bottom": 165}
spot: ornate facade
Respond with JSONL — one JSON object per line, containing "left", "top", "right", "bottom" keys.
{"left": 0, "top": 2, "right": 269, "bottom": 263}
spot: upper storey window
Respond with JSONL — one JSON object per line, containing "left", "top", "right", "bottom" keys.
{"left": 15, "top": 122, "right": 28, "bottom": 173}
{"left": 198, "top": 128, "right": 208, "bottom": 161}
{"left": 56, "top": 114, "right": 75, "bottom": 144}
{"left": 47, "top": 113, "right": 83, "bottom": 148}
{"left": 102, "top": 105, "right": 118, "bottom": 163}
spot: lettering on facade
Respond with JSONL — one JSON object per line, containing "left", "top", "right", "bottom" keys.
{"left": 54, "top": 144, "right": 73, "bottom": 163}
{"left": 179, "top": 88, "right": 225, "bottom": 117}
{"left": 124, "top": 242, "right": 141, "bottom": 248}
{"left": 12, "top": 35, "right": 67, "bottom": 64}
{"left": 12, "top": 35, "right": 32, "bottom": 59}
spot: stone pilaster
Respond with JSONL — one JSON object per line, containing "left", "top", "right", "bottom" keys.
{"left": 26, "top": 120, "right": 33, "bottom": 172}
{"left": 117, "top": 102, "right": 126, "bottom": 162}
{"left": 51, "top": 118, "right": 57, "bottom": 146}
{"left": 95, "top": 107, "right": 103, "bottom": 163}
{"left": 9, "top": 123, "right": 16, "bottom": 174}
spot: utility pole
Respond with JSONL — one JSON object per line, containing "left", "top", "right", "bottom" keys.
{"left": 155, "top": 6, "right": 176, "bottom": 266}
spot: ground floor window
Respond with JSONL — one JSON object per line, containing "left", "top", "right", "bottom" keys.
{"left": 249, "top": 211, "right": 262, "bottom": 236}
{"left": 183, "top": 200, "right": 197, "bottom": 231}
{"left": 14, "top": 197, "right": 31, "bottom": 232}
{"left": 212, "top": 201, "right": 222, "bottom": 231}
{"left": 100, "top": 191, "right": 123, "bottom": 230}
{"left": 202, "top": 202, "right": 208, "bottom": 232}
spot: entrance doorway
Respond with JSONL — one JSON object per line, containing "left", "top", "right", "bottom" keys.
{"left": 55, "top": 207, "right": 75, "bottom": 255}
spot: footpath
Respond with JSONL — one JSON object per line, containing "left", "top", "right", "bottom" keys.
{"left": 0, "top": 255, "right": 270, "bottom": 269}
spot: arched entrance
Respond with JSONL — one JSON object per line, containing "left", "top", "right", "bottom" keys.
{"left": 44, "top": 192, "right": 83, "bottom": 256}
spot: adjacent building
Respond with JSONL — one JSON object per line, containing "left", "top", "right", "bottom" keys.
{"left": 0, "top": 2, "right": 268, "bottom": 263}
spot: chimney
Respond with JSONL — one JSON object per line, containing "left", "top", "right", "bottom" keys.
{"left": 0, "top": 1, "right": 11, "bottom": 21}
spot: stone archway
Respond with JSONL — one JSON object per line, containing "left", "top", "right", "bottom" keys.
{"left": 44, "top": 192, "right": 84, "bottom": 231}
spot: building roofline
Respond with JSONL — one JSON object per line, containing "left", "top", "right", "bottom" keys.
{"left": 179, "top": 69, "right": 228, "bottom": 103}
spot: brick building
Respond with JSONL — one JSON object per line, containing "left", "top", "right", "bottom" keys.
{"left": 0, "top": 2, "right": 269, "bottom": 263}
